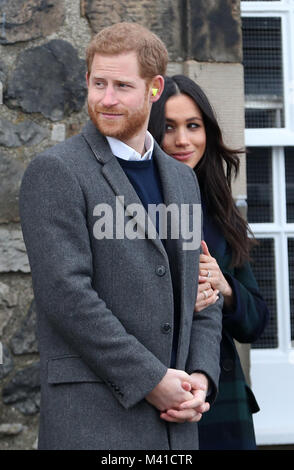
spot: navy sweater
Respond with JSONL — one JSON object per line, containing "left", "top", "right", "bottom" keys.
{"left": 117, "top": 156, "right": 179, "bottom": 367}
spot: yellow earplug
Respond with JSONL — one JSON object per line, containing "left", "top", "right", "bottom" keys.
{"left": 152, "top": 88, "right": 158, "bottom": 96}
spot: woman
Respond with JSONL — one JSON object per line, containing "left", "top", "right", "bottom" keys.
{"left": 148, "top": 75, "right": 269, "bottom": 450}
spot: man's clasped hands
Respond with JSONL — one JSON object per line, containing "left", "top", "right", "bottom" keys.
{"left": 146, "top": 369, "right": 210, "bottom": 423}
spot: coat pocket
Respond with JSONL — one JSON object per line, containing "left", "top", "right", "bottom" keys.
{"left": 47, "top": 355, "right": 104, "bottom": 384}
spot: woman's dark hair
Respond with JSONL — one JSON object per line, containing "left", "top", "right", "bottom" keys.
{"left": 148, "top": 75, "right": 255, "bottom": 267}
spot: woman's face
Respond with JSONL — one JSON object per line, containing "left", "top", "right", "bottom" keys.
{"left": 162, "top": 93, "right": 206, "bottom": 169}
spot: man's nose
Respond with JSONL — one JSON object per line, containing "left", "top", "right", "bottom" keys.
{"left": 101, "top": 85, "right": 118, "bottom": 107}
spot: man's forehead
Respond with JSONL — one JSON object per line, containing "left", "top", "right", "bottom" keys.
{"left": 91, "top": 51, "right": 140, "bottom": 76}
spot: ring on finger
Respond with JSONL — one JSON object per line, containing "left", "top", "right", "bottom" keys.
{"left": 207, "top": 270, "right": 212, "bottom": 278}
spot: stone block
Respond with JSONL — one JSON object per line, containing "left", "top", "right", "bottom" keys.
{"left": 51, "top": 124, "right": 66, "bottom": 142}
{"left": 0, "top": 61, "right": 6, "bottom": 104}
{"left": 0, "top": 0, "right": 65, "bottom": 44}
{"left": 2, "top": 362, "right": 40, "bottom": 415}
{"left": 10, "top": 300, "right": 38, "bottom": 355}
{"left": 0, "top": 308, "right": 13, "bottom": 337}
{"left": 0, "top": 281, "right": 18, "bottom": 308}
{"left": 0, "top": 344, "right": 14, "bottom": 380}
{"left": 0, "top": 227, "right": 30, "bottom": 273}
{"left": 0, "top": 282, "right": 15, "bottom": 336}
{"left": 5, "top": 40, "right": 87, "bottom": 121}
{"left": 81, "top": 0, "right": 184, "bottom": 61}
{"left": 0, "top": 119, "right": 48, "bottom": 147}
{"left": 0, "top": 60, "right": 7, "bottom": 85}
{"left": 0, "top": 153, "right": 25, "bottom": 223}
{"left": 186, "top": 0, "right": 242, "bottom": 63}
{"left": 0, "top": 423, "right": 24, "bottom": 437}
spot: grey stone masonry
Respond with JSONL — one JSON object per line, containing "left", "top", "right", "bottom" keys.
{"left": 0, "top": 0, "right": 65, "bottom": 44}
{"left": 2, "top": 362, "right": 40, "bottom": 415}
{"left": 81, "top": 0, "right": 242, "bottom": 63}
{"left": 0, "top": 152, "right": 25, "bottom": 224}
{"left": 0, "top": 227, "right": 30, "bottom": 273}
{"left": 10, "top": 300, "right": 38, "bottom": 355}
{"left": 81, "top": 0, "right": 184, "bottom": 61}
{"left": 0, "top": 119, "right": 48, "bottom": 148}
{"left": 5, "top": 40, "right": 87, "bottom": 121}
{"left": 186, "top": 0, "right": 242, "bottom": 62}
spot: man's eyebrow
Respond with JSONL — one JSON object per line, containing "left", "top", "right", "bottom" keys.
{"left": 92, "top": 76, "right": 136, "bottom": 85}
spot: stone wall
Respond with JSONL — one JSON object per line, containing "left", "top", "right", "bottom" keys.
{"left": 0, "top": 0, "right": 244, "bottom": 450}
{"left": 0, "top": 0, "right": 91, "bottom": 450}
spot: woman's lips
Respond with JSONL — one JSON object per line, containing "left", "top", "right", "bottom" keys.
{"left": 171, "top": 151, "right": 194, "bottom": 161}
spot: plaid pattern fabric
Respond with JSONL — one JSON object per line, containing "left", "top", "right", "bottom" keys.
{"left": 198, "top": 245, "right": 269, "bottom": 450}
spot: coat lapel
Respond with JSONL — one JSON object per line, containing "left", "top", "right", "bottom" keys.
{"left": 153, "top": 144, "right": 189, "bottom": 366}
{"left": 82, "top": 121, "right": 168, "bottom": 259}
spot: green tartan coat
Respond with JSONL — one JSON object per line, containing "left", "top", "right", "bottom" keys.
{"left": 198, "top": 206, "right": 269, "bottom": 450}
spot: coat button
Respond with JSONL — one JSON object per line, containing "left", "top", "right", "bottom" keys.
{"left": 161, "top": 323, "right": 171, "bottom": 334}
{"left": 156, "top": 265, "right": 166, "bottom": 276}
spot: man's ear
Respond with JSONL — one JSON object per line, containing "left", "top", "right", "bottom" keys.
{"left": 150, "top": 75, "right": 164, "bottom": 103}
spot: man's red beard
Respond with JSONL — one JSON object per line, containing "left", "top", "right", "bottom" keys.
{"left": 88, "top": 93, "right": 150, "bottom": 142}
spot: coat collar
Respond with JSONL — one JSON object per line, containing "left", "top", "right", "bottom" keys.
{"left": 81, "top": 120, "right": 185, "bottom": 261}
{"left": 81, "top": 120, "right": 183, "bottom": 205}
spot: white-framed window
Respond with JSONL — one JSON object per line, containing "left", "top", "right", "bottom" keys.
{"left": 242, "top": 0, "right": 294, "bottom": 145}
{"left": 241, "top": 0, "right": 294, "bottom": 445}
{"left": 247, "top": 146, "right": 294, "bottom": 350}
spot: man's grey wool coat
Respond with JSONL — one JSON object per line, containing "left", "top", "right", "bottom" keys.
{"left": 19, "top": 120, "right": 222, "bottom": 450}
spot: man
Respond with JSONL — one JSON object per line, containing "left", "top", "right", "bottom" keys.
{"left": 19, "top": 23, "right": 222, "bottom": 450}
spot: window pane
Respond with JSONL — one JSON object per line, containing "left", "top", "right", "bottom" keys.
{"left": 251, "top": 238, "right": 278, "bottom": 349}
{"left": 246, "top": 147, "right": 273, "bottom": 223}
{"left": 285, "top": 148, "right": 294, "bottom": 223}
{"left": 288, "top": 238, "right": 294, "bottom": 345}
{"left": 242, "top": 17, "right": 284, "bottom": 128}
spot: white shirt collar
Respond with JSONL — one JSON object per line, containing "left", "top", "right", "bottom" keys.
{"left": 106, "top": 131, "right": 154, "bottom": 162}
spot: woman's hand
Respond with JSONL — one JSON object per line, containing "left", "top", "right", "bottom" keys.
{"left": 195, "top": 279, "right": 219, "bottom": 312}
{"left": 199, "top": 240, "right": 233, "bottom": 308}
